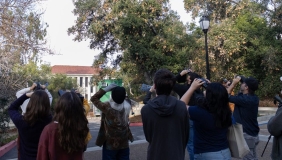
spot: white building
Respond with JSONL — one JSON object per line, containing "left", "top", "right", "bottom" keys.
{"left": 51, "top": 65, "right": 99, "bottom": 102}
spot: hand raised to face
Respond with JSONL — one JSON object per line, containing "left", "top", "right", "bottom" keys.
{"left": 190, "top": 78, "right": 205, "bottom": 90}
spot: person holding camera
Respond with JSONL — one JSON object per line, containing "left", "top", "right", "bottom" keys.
{"left": 181, "top": 78, "right": 232, "bottom": 159}
{"left": 57, "top": 89, "right": 92, "bottom": 146}
{"left": 37, "top": 91, "right": 89, "bottom": 160}
{"left": 8, "top": 90, "right": 52, "bottom": 160}
{"left": 267, "top": 102, "right": 282, "bottom": 160}
{"left": 141, "top": 69, "right": 189, "bottom": 160}
{"left": 220, "top": 78, "right": 235, "bottom": 112}
{"left": 91, "top": 83, "right": 133, "bottom": 160}
{"left": 143, "top": 86, "right": 156, "bottom": 104}
{"left": 173, "top": 69, "right": 203, "bottom": 160}
{"left": 227, "top": 76, "right": 260, "bottom": 159}
{"left": 16, "top": 83, "right": 52, "bottom": 115}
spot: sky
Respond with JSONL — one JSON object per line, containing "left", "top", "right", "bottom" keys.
{"left": 41, "top": 0, "right": 192, "bottom": 66}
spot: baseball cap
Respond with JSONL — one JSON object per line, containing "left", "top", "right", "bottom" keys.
{"left": 243, "top": 77, "right": 258, "bottom": 91}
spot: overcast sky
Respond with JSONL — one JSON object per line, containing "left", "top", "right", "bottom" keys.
{"left": 41, "top": 0, "right": 192, "bottom": 66}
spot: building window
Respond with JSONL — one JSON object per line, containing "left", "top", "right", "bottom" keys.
{"left": 85, "top": 77, "right": 88, "bottom": 87}
{"left": 91, "top": 86, "right": 93, "bottom": 93}
{"left": 80, "top": 77, "right": 83, "bottom": 87}
{"left": 85, "top": 94, "right": 88, "bottom": 100}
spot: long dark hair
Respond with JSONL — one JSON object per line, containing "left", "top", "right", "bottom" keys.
{"left": 24, "top": 90, "right": 50, "bottom": 126}
{"left": 53, "top": 92, "right": 89, "bottom": 153}
{"left": 198, "top": 83, "right": 232, "bottom": 128}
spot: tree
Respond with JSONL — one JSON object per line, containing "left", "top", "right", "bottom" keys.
{"left": 47, "top": 74, "right": 77, "bottom": 109}
{"left": 184, "top": 0, "right": 282, "bottom": 97}
{"left": 0, "top": 0, "right": 50, "bottom": 142}
{"left": 0, "top": 0, "right": 51, "bottom": 99}
{"left": 68, "top": 0, "right": 197, "bottom": 84}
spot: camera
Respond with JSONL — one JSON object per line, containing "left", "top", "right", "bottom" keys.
{"left": 58, "top": 89, "right": 84, "bottom": 103}
{"left": 140, "top": 84, "right": 152, "bottom": 92}
{"left": 33, "top": 82, "right": 48, "bottom": 91}
{"left": 236, "top": 75, "right": 246, "bottom": 83}
{"left": 223, "top": 79, "right": 228, "bottom": 83}
{"left": 198, "top": 78, "right": 208, "bottom": 89}
{"left": 223, "top": 78, "right": 232, "bottom": 86}
{"left": 274, "top": 95, "right": 282, "bottom": 108}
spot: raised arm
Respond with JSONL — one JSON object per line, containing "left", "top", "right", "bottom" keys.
{"left": 16, "top": 83, "right": 36, "bottom": 98}
{"left": 180, "top": 78, "right": 203, "bottom": 109}
{"left": 8, "top": 94, "right": 30, "bottom": 128}
{"left": 227, "top": 76, "right": 241, "bottom": 94}
{"left": 143, "top": 86, "right": 155, "bottom": 104}
{"left": 90, "top": 84, "right": 118, "bottom": 112}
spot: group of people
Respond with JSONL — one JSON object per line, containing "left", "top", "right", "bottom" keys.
{"left": 9, "top": 83, "right": 90, "bottom": 160}
{"left": 9, "top": 82, "right": 134, "bottom": 160}
{"left": 141, "top": 69, "right": 261, "bottom": 160}
{"left": 8, "top": 67, "right": 282, "bottom": 160}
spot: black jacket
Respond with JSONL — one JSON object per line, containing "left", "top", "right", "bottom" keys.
{"left": 141, "top": 95, "right": 189, "bottom": 160}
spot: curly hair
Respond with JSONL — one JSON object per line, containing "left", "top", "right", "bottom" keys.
{"left": 198, "top": 83, "right": 232, "bottom": 128}
{"left": 53, "top": 92, "right": 89, "bottom": 153}
{"left": 24, "top": 90, "right": 50, "bottom": 126}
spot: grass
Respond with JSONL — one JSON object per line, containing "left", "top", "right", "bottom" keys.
{"left": 0, "top": 134, "right": 18, "bottom": 146}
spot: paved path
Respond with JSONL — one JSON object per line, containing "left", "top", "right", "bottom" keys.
{"left": 0, "top": 114, "right": 276, "bottom": 160}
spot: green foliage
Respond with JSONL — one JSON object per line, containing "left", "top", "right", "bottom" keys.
{"left": 69, "top": 0, "right": 196, "bottom": 84}
{"left": 185, "top": 0, "right": 282, "bottom": 98}
{"left": 0, "top": 98, "right": 10, "bottom": 146}
{"left": 0, "top": 0, "right": 52, "bottom": 144}
{"left": 69, "top": 0, "right": 282, "bottom": 99}
{"left": 47, "top": 74, "right": 77, "bottom": 110}
{"left": 1, "top": 134, "right": 18, "bottom": 146}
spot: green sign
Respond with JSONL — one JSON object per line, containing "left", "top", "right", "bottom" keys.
{"left": 97, "top": 79, "right": 123, "bottom": 102}
{"left": 94, "top": 79, "right": 123, "bottom": 116}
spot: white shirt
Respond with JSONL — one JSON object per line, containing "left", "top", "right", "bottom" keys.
{"left": 16, "top": 87, "right": 53, "bottom": 114}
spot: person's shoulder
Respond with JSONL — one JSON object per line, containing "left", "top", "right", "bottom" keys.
{"left": 44, "top": 122, "right": 58, "bottom": 131}
{"left": 176, "top": 99, "right": 186, "bottom": 106}
{"left": 141, "top": 103, "right": 150, "bottom": 110}
{"left": 141, "top": 103, "right": 153, "bottom": 113}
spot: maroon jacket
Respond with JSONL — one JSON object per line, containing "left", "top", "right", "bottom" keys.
{"left": 37, "top": 122, "right": 84, "bottom": 160}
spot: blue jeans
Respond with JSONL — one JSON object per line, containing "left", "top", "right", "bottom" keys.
{"left": 102, "top": 145, "right": 130, "bottom": 160}
{"left": 187, "top": 120, "right": 194, "bottom": 160}
{"left": 194, "top": 148, "right": 231, "bottom": 160}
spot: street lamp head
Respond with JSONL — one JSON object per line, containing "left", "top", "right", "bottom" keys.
{"left": 199, "top": 15, "right": 210, "bottom": 33}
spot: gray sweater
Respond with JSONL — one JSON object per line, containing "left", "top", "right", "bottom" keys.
{"left": 267, "top": 107, "right": 282, "bottom": 160}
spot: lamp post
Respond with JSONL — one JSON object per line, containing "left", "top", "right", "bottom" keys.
{"left": 199, "top": 15, "right": 210, "bottom": 80}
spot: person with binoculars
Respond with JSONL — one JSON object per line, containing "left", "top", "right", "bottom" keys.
{"left": 227, "top": 76, "right": 260, "bottom": 160}
{"left": 16, "top": 82, "right": 52, "bottom": 115}
{"left": 173, "top": 69, "right": 204, "bottom": 160}
{"left": 91, "top": 83, "right": 133, "bottom": 160}
{"left": 9, "top": 90, "right": 52, "bottom": 160}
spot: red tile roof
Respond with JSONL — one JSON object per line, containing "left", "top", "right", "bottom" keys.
{"left": 51, "top": 65, "right": 99, "bottom": 75}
